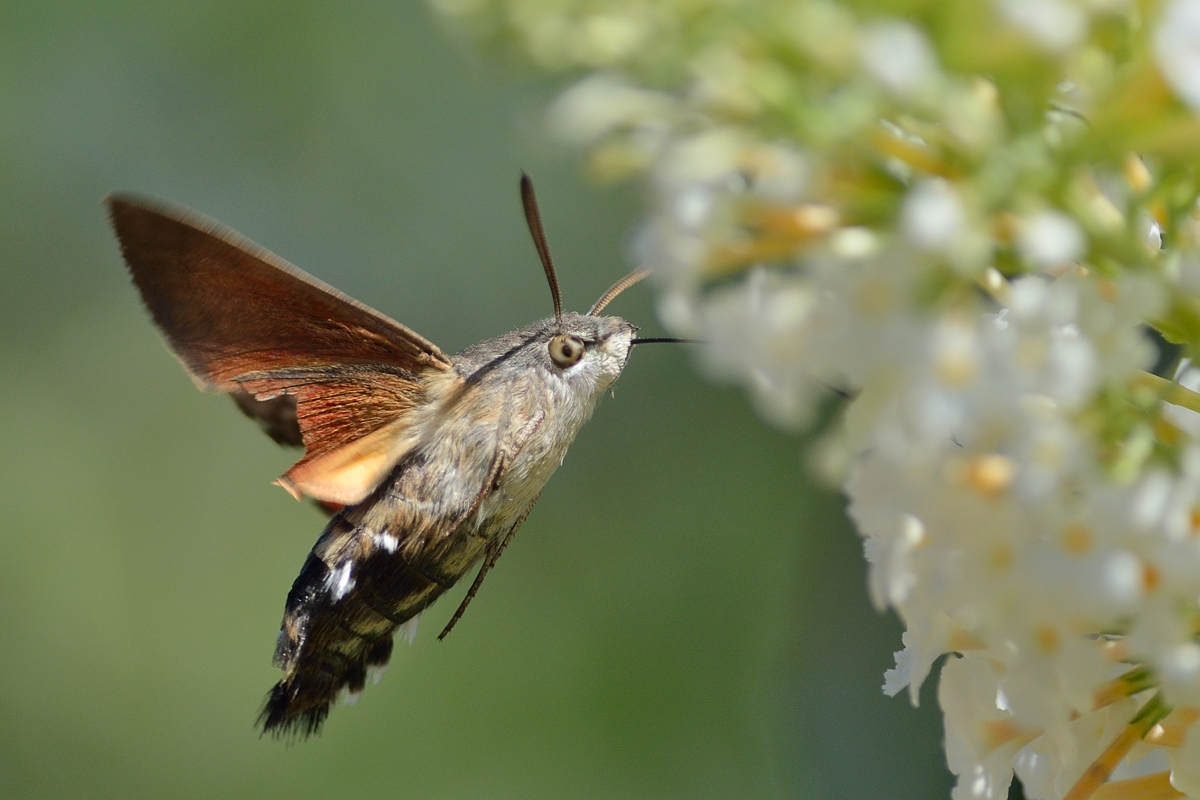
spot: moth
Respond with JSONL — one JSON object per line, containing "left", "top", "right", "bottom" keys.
{"left": 107, "top": 176, "right": 685, "bottom": 739}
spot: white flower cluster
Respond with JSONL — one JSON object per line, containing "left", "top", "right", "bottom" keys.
{"left": 434, "top": 0, "right": 1200, "bottom": 797}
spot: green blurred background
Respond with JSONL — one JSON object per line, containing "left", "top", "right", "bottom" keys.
{"left": 0, "top": 3, "right": 951, "bottom": 798}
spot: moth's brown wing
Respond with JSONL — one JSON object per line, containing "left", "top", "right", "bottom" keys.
{"left": 235, "top": 364, "right": 452, "bottom": 505}
{"left": 231, "top": 389, "right": 303, "bottom": 447}
{"left": 107, "top": 194, "right": 457, "bottom": 505}
{"left": 107, "top": 194, "right": 451, "bottom": 382}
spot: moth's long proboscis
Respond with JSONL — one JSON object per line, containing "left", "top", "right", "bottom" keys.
{"left": 630, "top": 337, "right": 703, "bottom": 345}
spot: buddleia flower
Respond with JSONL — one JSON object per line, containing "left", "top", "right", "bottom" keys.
{"left": 434, "top": 0, "right": 1200, "bottom": 796}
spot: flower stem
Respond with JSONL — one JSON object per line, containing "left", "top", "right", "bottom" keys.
{"left": 1063, "top": 695, "right": 1171, "bottom": 800}
{"left": 1131, "top": 371, "right": 1200, "bottom": 414}
{"left": 1091, "top": 771, "right": 1185, "bottom": 800}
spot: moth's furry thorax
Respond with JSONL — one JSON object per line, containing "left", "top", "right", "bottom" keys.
{"left": 445, "top": 311, "right": 637, "bottom": 517}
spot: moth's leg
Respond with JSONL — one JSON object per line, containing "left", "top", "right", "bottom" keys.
{"left": 437, "top": 412, "right": 549, "bottom": 640}
{"left": 437, "top": 495, "right": 539, "bottom": 641}
{"left": 457, "top": 448, "right": 506, "bottom": 529}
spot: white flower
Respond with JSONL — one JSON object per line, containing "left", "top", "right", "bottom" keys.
{"left": 997, "top": 0, "right": 1088, "bottom": 52}
{"left": 695, "top": 269, "right": 826, "bottom": 429}
{"left": 1157, "top": 0, "right": 1200, "bottom": 110}
{"left": 549, "top": 74, "right": 676, "bottom": 146}
{"left": 436, "top": 1, "right": 1200, "bottom": 796}
{"left": 1170, "top": 722, "right": 1200, "bottom": 796}
{"left": 1018, "top": 212, "right": 1087, "bottom": 271}
{"left": 903, "top": 179, "right": 965, "bottom": 252}
{"left": 859, "top": 21, "right": 940, "bottom": 98}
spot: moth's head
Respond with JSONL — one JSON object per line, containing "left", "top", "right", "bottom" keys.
{"left": 530, "top": 312, "right": 637, "bottom": 395}
{"left": 473, "top": 173, "right": 688, "bottom": 402}
{"left": 493, "top": 173, "right": 651, "bottom": 398}
{"left": 452, "top": 311, "right": 636, "bottom": 401}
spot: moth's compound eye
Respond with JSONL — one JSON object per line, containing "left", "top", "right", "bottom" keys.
{"left": 548, "top": 334, "right": 586, "bottom": 368}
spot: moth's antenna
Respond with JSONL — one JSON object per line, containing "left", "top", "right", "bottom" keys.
{"left": 520, "top": 172, "right": 563, "bottom": 326}
{"left": 589, "top": 269, "right": 650, "bottom": 315}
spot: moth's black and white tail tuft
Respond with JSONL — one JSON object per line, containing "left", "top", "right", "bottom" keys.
{"left": 257, "top": 676, "right": 333, "bottom": 741}
{"left": 255, "top": 546, "right": 401, "bottom": 740}
{"left": 255, "top": 512, "right": 451, "bottom": 741}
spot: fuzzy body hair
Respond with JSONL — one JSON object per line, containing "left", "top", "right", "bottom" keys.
{"left": 259, "top": 313, "right": 636, "bottom": 738}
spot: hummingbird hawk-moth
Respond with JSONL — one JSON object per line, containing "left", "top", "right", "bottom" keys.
{"left": 107, "top": 176, "right": 684, "bottom": 739}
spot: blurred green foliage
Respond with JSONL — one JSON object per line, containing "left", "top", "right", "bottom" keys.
{"left": 0, "top": 3, "right": 948, "bottom": 798}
